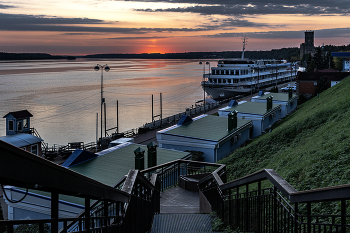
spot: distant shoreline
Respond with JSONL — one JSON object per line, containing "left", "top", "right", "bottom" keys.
{"left": 0, "top": 52, "right": 76, "bottom": 61}
{"left": 0, "top": 47, "right": 300, "bottom": 61}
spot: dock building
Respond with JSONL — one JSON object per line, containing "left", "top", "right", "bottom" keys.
{"left": 297, "top": 70, "right": 349, "bottom": 96}
{"left": 1, "top": 110, "right": 43, "bottom": 156}
{"left": 251, "top": 92, "right": 298, "bottom": 118}
{"left": 156, "top": 114, "right": 252, "bottom": 163}
{"left": 331, "top": 52, "right": 350, "bottom": 72}
{"left": 218, "top": 101, "right": 281, "bottom": 138}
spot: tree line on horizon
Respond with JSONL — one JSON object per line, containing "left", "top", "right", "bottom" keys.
{"left": 1, "top": 44, "right": 350, "bottom": 61}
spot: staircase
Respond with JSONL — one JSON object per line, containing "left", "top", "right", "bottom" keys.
{"left": 150, "top": 214, "right": 215, "bottom": 233}
{"left": 150, "top": 186, "right": 217, "bottom": 233}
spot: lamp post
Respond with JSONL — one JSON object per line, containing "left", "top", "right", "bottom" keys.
{"left": 199, "top": 61, "right": 210, "bottom": 113}
{"left": 251, "top": 67, "right": 255, "bottom": 98}
{"left": 94, "top": 64, "right": 110, "bottom": 145}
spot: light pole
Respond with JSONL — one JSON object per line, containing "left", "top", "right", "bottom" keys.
{"left": 94, "top": 64, "right": 110, "bottom": 145}
{"left": 199, "top": 61, "right": 210, "bottom": 113}
{"left": 251, "top": 67, "right": 254, "bottom": 98}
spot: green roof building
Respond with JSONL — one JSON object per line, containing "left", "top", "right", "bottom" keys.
{"left": 66, "top": 142, "right": 190, "bottom": 186}
{"left": 251, "top": 92, "right": 297, "bottom": 118}
{"left": 157, "top": 114, "right": 252, "bottom": 163}
{"left": 218, "top": 101, "right": 281, "bottom": 138}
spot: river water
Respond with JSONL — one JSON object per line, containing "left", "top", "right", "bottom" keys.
{"left": 0, "top": 58, "right": 211, "bottom": 145}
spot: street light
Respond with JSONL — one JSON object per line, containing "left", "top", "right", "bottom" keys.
{"left": 94, "top": 64, "right": 110, "bottom": 145}
{"left": 251, "top": 67, "right": 254, "bottom": 98}
{"left": 199, "top": 61, "right": 210, "bottom": 113}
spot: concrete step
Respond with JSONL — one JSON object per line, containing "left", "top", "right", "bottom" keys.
{"left": 150, "top": 213, "right": 219, "bottom": 233}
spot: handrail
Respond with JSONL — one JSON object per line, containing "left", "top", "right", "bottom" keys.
{"left": 61, "top": 175, "right": 129, "bottom": 232}
{"left": 217, "top": 168, "right": 350, "bottom": 203}
{"left": 141, "top": 159, "right": 223, "bottom": 173}
{"left": 0, "top": 140, "right": 130, "bottom": 202}
{"left": 197, "top": 166, "right": 350, "bottom": 232}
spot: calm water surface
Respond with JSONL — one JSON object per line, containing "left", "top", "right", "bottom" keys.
{"left": 0, "top": 59, "right": 212, "bottom": 145}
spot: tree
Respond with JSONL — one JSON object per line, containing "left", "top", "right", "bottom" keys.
{"left": 324, "top": 52, "right": 335, "bottom": 69}
{"left": 315, "top": 76, "right": 328, "bottom": 94}
{"left": 313, "top": 47, "right": 325, "bottom": 70}
{"left": 307, "top": 59, "right": 316, "bottom": 72}
{"left": 335, "top": 57, "right": 343, "bottom": 71}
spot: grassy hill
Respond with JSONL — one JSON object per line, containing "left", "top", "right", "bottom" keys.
{"left": 220, "top": 75, "right": 350, "bottom": 191}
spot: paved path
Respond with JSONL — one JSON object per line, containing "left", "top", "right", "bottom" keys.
{"left": 150, "top": 186, "right": 220, "bottom": 233}
{"left": 150, "top": 214, "right": 217, "bottom": 233}
{"left": 160, "top": 186, "right": 200, "bottom": 214}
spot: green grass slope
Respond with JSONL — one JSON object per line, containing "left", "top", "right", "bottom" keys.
{"left": 220, "top": 75, "right": 350, "bottom": 191}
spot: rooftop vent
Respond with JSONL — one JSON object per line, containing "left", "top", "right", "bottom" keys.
{"left": 228, "top": 110, "right": 238, "bottom": 131}
{"left": 177, "top": 115, "right": 193, "bottom": 126}
{"left": 288, "top": 88, "right": 293, "bottom": 100}
{"left": 147, "top": 142, "right": 157, "bottom": 168}
{"left": 134, "top": 147, "right": 145, "bottom": 170}
{"left": 228, "top": 100, "right": 238, "bottom": 107}
{"left": 267, "top": 96, "right": 273, "bottom": 111}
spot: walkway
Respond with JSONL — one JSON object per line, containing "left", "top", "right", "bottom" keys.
{"left": 150, "top": 186, "right": 218, "bottom": 233}
{"left": 160, "top": 186, "right": 200, "bottom": 214}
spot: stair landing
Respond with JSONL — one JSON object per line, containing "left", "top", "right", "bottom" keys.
{"left": 160, "top": 186, "right": 199, "bottom": 214}
{"left": 150, "top": 213, "right": 215, "bottom": 233}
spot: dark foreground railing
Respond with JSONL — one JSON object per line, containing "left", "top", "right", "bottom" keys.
{"left": 198, "top": 168, "right": 350, "bottom": 233}
{"left": 2, "top": 141, "right": 350, "bottom": 233}
{"left": 59, "top": 170, "right": 160, "bottom": 233}
{"left": 0, "top": 140, "right": 160, "bottom": 233}
{"left": 140, "top": 159, "right": 226, "bottom": 191}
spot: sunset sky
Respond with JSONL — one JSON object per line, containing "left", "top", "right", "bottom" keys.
{"left": 1, "top": 0, "right": 350, "bottom": 55}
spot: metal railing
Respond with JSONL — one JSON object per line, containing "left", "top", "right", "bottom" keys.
{"left": 3, "top": 151, "right": 350, "bottom": 233}
{"left": 140, "top": 159, "right": 226, "bottom": 192}
{"left": 59, "top": 170, "right": 160, "bottom": 233}
{"left": 198, "top": 168, "right": 350, "bottom": 232}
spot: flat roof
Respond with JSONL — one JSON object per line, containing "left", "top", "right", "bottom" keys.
{"left": 163, "top": 115, "right": 251, "bottom": 141}
{"left": 0, "top": 133, "right": 43, "bottom": 148}
{"left": 225, "top": 102, "right": 281, "bottom": 115}
{"left": 69, "top": 143, "right": 189, "bottom": 186}
{"left": 255, "top": 93, "right": 297, "bottom": 102}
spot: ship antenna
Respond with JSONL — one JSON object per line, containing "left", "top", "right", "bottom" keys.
{"left": 241, "top": 36, "right": 248, "bottom": 59}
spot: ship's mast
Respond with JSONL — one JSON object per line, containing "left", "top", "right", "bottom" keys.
{"left": 241, "top": 36, "right": 247, "bottom": 59}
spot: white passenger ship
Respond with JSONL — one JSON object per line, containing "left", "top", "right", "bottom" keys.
{"left": 201, "top": 59, "right": 297, "bottom": 99}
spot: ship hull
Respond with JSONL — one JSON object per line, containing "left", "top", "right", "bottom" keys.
{"left": 202, "top": 83, "right": 251, "bottom": 99}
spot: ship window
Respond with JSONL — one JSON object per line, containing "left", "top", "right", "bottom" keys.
{"left": 212, "top": 70, "right": 215, "bottom": 75}
{"left": 209, "top": 78, "right": 212, "bottom": 82}
{"left": 23, "top": 118, "right": 28, "bottom": 128}
{"left": 228, "top": 79, "right": 231, "bottom": 83}
{"left": 221, "top": 70, "right": 224, "bottom": 75}
{"left": 223, "top": 79, "right": 227, "bottom": 83}
{"left": 218, "top": 79, "right": 222, "bottom": 83}
{"left": 9, "top": 120, "right": 14, "bottom": 131}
